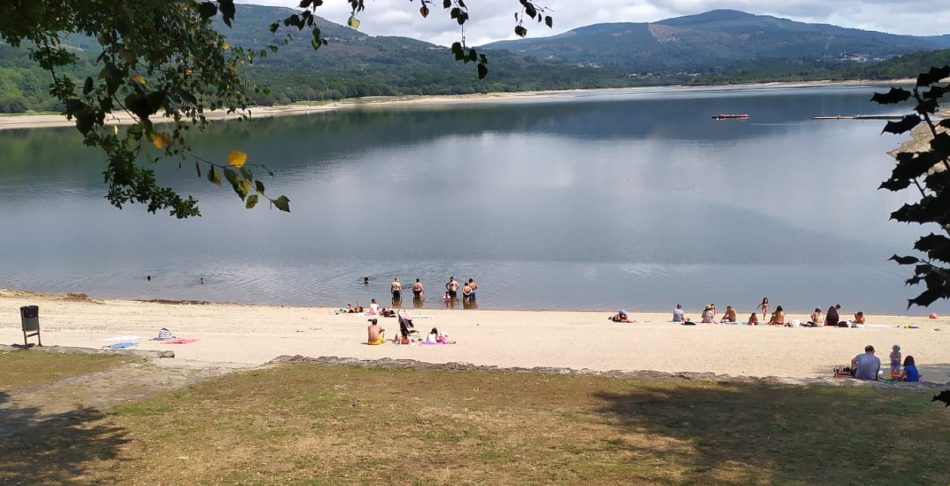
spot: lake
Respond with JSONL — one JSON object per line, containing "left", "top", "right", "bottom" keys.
{"left": 1, "top": 85, "right": 946, "bottom": 314}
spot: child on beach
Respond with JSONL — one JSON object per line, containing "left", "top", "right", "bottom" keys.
{"left": 748, "top": 313, "right": 759, "bottom": 325}
{"left": 901, "top": 356, "right": 920, "bottom": 382}
{"left": 889, "top": 345, "right": 902, "bottom": 377}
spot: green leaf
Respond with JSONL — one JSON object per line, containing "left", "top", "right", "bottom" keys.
{"left": 545, "top": 15, "right": 553, "bottom": 28}
{"left": 273, "top": 195, "right": 291, "bottom": 212}
{"left": 515, "top": 25, "right": 527, "bottom": 37}
{"left": 881, "top": 115, "right": 920, "bottom": 135}
{"left": 477, "top": 62, "right": 488, "bottom": 79}
{"left": 99, "top": 63, "right": 123, "bottom": 95}
{"left": 347, "top": 14, "right": 360, "bottom": 29}
{"left": 255, "top": 180, "right": 266, "bottom": 193}
{"left": 916, "top": 66, "right": 950, "bottom": 87}
{"left": 245, "top": 194, "right": 259, "bottom": 209}
{"left": 219, "top": 0, "right": 236, "bottom": 27}
{"left": 871, "top": 88, "right": 911, "bottom": 105}
{"left": 889, "top": 255, "right": 920, "bottom": 265}
{"left": 208, "top": 167, "right": 222, "bottom": 186}
{"left": 239, "top": 166, "right": 253, "bottom": 180}
{"left": 197, "top": 1, "right": 217, "bottom": 19}
{"left": 82, "top": 77, "right": 94, "bottom": 95}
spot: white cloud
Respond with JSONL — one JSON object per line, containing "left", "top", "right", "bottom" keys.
{"left": 239, "top": 0, "right": 950, "bottom": 45}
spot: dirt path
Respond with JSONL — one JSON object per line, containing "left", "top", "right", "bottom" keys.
{"left": 0, "top": 359, "right": 236, "bottom": 437}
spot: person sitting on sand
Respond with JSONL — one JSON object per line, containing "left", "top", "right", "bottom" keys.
{"left": 721, "top": 305, "right": 737, "bottom": 323}
{"left": 748, "top": 312, "right": 759, "bottom": 325}
{"left": 850, "top": 345, "right": 880, "bottom": 380}
{"left": 368, "top": 298, "right": 380, "bottom": 315}
{"left": 901, "top": 356, "right": 920, "bottom": 382}
{"left": 701, "top": 304, "right": 717, "bottom": 324}
{"left": 672, "top": 304, "right": 685, "bottom": 322}
{"left": 853, "top": 311, "right": 866, "bottom": 325}
{"left": 367, "top": 319, "right": 385, "bottom": 345}
{"left": 825, "top": 305, "right": 841, "bottom": 327}
{"left": 425, "top": 327, "right": 440, "bottom": 344}
{"left": 610, "top": 310, "right": 632, "bottom": 323}
{"left": 768, "top": 305, "right": 785, "bottom": 326}
{"left": 806, "top": 307, "right": 823, "bottom": 327}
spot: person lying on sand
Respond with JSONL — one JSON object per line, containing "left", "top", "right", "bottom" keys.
{"left": 367, "top": 319, "right": 385, "bottom": 345}
{"left": 610, "top": 310, "right": 632, "bottom": 323}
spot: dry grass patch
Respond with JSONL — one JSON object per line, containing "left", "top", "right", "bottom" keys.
{"left": 0, "top": 351, "right": 131, "bottom": 391}
{"left": 3, "top": 362, "right": 949, "bottom": 485}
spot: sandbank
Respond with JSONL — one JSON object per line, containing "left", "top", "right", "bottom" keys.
{"left": 0, "top": 79, "right": 914, "bottom": 132}
{"left": 1, "top": 289, "right": 947, "bottom": 384}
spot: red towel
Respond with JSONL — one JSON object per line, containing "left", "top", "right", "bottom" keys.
{"left": 162, "top": 338, "right": 199, "bottom": 344}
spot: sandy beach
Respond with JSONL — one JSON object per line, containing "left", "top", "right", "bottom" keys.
{"left": 2, "top": 289, "right": 947, "bottom": 383}
{"left": 0, "top": 79, "right": 914, "bottom": 132}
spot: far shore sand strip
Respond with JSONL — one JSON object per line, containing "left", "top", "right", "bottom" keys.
{"left": 0, "top": 79, "right": 915, "bottom": 132}
{"left": 2, "top": 289, "right": 947, "bottom": 384}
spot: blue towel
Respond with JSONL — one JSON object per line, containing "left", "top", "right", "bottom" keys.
{"left": 104, "top": 341, "right": 138, "bottom": 349}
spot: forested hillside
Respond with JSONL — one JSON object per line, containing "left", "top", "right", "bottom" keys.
{"left": 1, "top": 5, "right": 947, "bottom": 113}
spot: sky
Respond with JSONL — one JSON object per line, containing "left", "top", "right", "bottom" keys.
{"left": 238, "top": 0, "right": 950, "bottom": 46}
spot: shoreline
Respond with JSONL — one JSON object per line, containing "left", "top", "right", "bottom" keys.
{"left": 2, "top": 288, "right": 947, "bottom": 383}
{"left": 1, "top": 287, "right": 939, "bottom": 317}
{"left": 0, "top": 78, "right": 915, "bottom": 132}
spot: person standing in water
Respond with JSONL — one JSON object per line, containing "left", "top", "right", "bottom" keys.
{"left": 391, "top": 277, "right": 402, "bottom": 306}
{"left": 445, "top": 276, "right": 459, "bottom": 299}
{"left": 467, "top": 278, "right": 478, "bottom": 300}
{"left": 412, "top": 278, "right": 425, "bottom": 308}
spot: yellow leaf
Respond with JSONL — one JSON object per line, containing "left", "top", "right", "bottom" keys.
{"left": 150, "top": 132, "right": 171, "bottom": 149}
{"left": 221, "top": 41, "right": 230, "bottom": 50}
{"left": 113, "top": 125, "right": 119, "bottom": 135}
{"left": 227, "top": 150, "right": 247, "bottom": 168}
{"left": 131, "top": 73, "right": 146, "bottom": 86}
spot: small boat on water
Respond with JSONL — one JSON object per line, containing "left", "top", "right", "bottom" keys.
{"left": 712, "top": 113, "right": 750, "bottom": 120}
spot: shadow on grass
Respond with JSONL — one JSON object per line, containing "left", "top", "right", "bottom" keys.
{"left": 593, "top": 382, "right": 950, "bottom": 485}
{"left": 0, "top": 391, "right": 129, "bottom": 484}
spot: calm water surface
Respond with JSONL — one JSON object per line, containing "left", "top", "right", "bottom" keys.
{"left": 1, "top": 85, "right": 945, "bottom": 314}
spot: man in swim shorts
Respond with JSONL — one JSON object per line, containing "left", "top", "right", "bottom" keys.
{"left": 412, "top": 278, "right": 424, "bottom": 298}
{"left": 391, "top": 277, "right": 402, "bottom": 303}
{"left": 467, "top": 278, "right": 478, "bottom": 300}
{"left": 367, "top": 319, "right": 385, "bottom": 345}
{"left": 445, "top": 276, "right": 459, "bottom": 298}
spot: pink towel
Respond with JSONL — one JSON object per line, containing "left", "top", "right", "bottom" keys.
{"left": 162, "top": 338, "right": 199, "bottom": 344}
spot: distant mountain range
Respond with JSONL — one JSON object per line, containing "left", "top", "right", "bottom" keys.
{"left": 482, "top": 9, "right": 950, "bottom": 71}
{"left": 1, "top": 6, "right": 949, "bottom": 112}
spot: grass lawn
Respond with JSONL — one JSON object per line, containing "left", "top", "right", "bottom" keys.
{"left": 2, "top": 360, "right": 948, "bottom": 485}
{"left": 0, "top": 350, "right": 131, "bottom": 391}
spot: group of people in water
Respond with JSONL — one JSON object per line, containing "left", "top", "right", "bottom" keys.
{"left": 663, "top": 298, "right": 868, "bottom": 327}
{"left": 375, "top": 275, "right": 479, "bottom": 309}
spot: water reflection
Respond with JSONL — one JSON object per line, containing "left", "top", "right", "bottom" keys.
{"left": 0, "top": 86, "right": 944, "bottom": 313}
